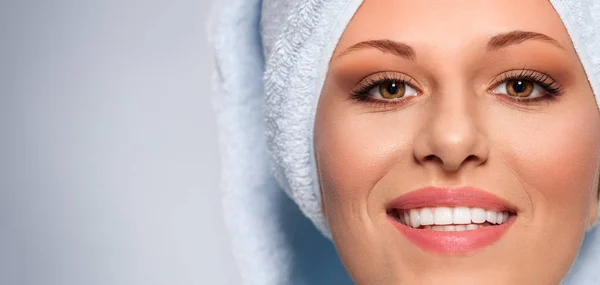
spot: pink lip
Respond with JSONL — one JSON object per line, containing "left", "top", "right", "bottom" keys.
{"left": 387, "top": 187, "right": 516, "bottom": 212}
{"left": 387, "top": 187, "right": 516, "bottom": 254}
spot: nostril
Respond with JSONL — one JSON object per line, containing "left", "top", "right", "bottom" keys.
{"left": 465, "top": 155, "right": 478, "bottom": 163}
{"left": 417, "top": 153, "right": 485, "bottom": 171}
{"left": 464, "top": 154, "right": 486, "bottom": 166}
{"left": 422, "top": 154, "right": 442, "bottom": 164}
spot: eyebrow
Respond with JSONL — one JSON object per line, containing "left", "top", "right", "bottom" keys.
{"left": 487, "top": 30, "right": 564, "bottom": 51}
{"left": 336, "top": 39, "right": 416, "bottom": 60}
{"left": 336, "top": 30, "right": 564, "bottom": 60}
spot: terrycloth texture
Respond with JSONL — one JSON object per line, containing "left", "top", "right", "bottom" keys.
{"left": 263, "top": 0, "right": 364, "bottom": 237}
{"left": 209, "top": 1, "right": 358, "bottom": 284}
{"left": 209, "top": 0, "right": 600, "bottom": 284}
{"left": 552, "top": 2, "right": 600, "bottom": 283}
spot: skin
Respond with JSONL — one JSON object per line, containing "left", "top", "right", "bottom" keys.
{"left": 313, "top": 0, "right": 600, "bottom": 284}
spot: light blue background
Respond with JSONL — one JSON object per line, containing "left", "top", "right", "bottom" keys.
{"left": 0, "top": 0, "right": 240, "bottom": 284}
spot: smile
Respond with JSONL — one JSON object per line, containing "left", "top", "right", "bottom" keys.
{"left": 386, "top": 187, "right": 517, "bottom": 253}
{"left": 390, "top": 207, "right": 512, "bottom": 231}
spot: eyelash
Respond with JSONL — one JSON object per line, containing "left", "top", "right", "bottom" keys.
{"left": 350, "top": 69, "right": 563, "bottom": 107}
{"left": 350, "top": 72, "right": 417, "bottom": 107}
{"left": 489, "top": 69, "right": 563, "bottom": 102}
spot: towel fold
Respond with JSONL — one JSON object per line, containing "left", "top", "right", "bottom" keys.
{"left": 209, "top": 0, "right": 600, "bottom": 284}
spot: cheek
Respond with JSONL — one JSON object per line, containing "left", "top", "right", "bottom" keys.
{"left": 536, "top": 122, "right": 600, "bottom": 207}
{"left": 315, "top": 107, "right": 417, "bottom": 212}
{"left": 489, "top": 99, "right": 600, "bottom": 253}
{"left": 316, "top": 117, "right": 388, "bottom": 197}
{"left": 314, "top": 93, "right": 418, "bottom": 284}
{"left": 496, "top": 105, "right": 600, "bottom": 217}
{"left": 313, "top": 86, "right": 406, "bottom": 239}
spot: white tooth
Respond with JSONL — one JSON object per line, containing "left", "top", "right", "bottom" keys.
{"left": 466, "top": 224, "right": 479, "bottom": 231}
{"left": 431, "top": 225, "right": 446, "bottom": 231}
{"left": 455, "top": 225, "right": 466, "bottom": 231}
{"left": 496, "top": 212, "right": 504, "bottom": 224}
{"left": 403, "top": 212, "right": 411, "bottom": 227}
{"left": 471, "top": 208, "right": 487, "bottom": 224}
{"left": 420, "top": 208, "right": 434, "bottom": 225}
{"left": 444, "top": 225, "right": 456, "bottom": 231}
{"left": 410, "top": 209, "right": 421, "bottom": 228}
{"left": 453, "top": 207, "right": 471, "bottom": 224}
{"left": 502, "top": 212, "right": 509, "bottom": 224}
{"left": 486, "top": 211, "right": 497, "bottom": 224}
{"left": 434, "top": 207, "right": 453, "bottom": 225}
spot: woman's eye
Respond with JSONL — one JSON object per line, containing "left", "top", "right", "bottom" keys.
{"left": 492, "top": 79, "right": 544, "bottom": 98}
{"left": 368, "top": 81, "right": 418, "bottom": 100}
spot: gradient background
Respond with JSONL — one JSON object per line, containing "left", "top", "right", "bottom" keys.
{"left": 0, "top": 0, "right": 241, "bottom": 284}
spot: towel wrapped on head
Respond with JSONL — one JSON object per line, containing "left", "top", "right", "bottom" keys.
{"left": 210, "top": 0, "right": 600, "bottom": 284}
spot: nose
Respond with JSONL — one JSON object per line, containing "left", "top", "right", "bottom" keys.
{"left": 413, "top": 94, "right": 489, "bottom": 173}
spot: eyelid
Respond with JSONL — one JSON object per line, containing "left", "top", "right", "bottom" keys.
{"left": 355, "top": 71, "right": 415, "bottom": 87}
{"left": 488, "top": 69, "right": 563, "bottom": 99}
{"left": 489, "top": 69, "right": 560, "bottom": 90}
{"left": 350, "top": 71, "right": 421, "bottom": 98}
{"left": 349, "top": 68, "right": 562, "bottom": 109}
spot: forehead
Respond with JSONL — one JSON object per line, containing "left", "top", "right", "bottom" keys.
{"left": 335, "top": 0, "right": 575, "bottom": 55}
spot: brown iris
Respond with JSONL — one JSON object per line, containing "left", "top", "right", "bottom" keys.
{"left": 506, "top": 80, "right": 534, "bottom": 97}
{"left": 379, "top": 81, "right": 406, "bottom": 99}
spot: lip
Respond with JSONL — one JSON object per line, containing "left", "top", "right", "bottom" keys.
{"left": 387, "top": 186, "right": 516, "bottom": 254}
{"left": 387, "top": 186, "right": 516, "bottom": 212}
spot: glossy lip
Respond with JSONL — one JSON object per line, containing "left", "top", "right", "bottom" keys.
{"left": 386, "top": 187, "right": 517, "bottom": 254}
{"left": 386, "top": 187, "right": 517, "bottom": 212}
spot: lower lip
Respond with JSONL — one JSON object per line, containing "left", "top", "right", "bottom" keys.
{"left": 388, "top": 216, "right": 515, "bottom": 254}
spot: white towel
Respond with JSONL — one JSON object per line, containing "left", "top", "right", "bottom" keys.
{"left": 209, "top": 0, "right": 600, "bottom": 284}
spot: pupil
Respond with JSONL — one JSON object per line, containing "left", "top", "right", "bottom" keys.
{"left": 513, "top": 81, "right": 526, "bottom": 93}
{"left": 386, "top": 82, "right": 399, "bottom": 94}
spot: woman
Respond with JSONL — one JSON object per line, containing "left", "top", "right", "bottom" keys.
{"left": 210, "top": 0, "right": 600, "bottom": 284}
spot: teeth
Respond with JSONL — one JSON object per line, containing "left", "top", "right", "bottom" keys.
{"left": 466, "top": 224, "right": 479, "bottom": 231}
{"left": 395, "top": 207, "right": 513, "bottom": 230}
{"left": 471, "top": 208, "right": 487, "bottom": 224}
{"left": 410, "top": 209, "right": 421, "bottom": 228}
{"left": 425, "top": 224, "right": 486, "bottom": 231}
{"left": 453, "top": 207, "right": 471, "bottom": 224}
{"left": 434, "top": 207, "right": 454, "bottom": 225}
{"left": 430, "top": 226, "right": 446, "bottom": 231}
{"left": 420, "top": 208, "right": 434, "bottom": 226}
{"left": 497, "top": 212, "right": 510, "bottom": 224}
{"left": 486, "top": 211, "right": 497, "bottom": 224}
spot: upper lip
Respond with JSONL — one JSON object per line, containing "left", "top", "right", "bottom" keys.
{"left": 386, "top": 186, "right": 517, "bottom": 213}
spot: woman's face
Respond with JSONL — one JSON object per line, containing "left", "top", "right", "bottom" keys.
{"left": 314, "top": 0, "right": 600, "bottom": 284}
